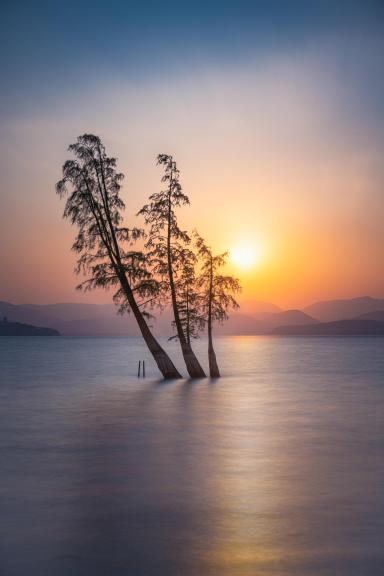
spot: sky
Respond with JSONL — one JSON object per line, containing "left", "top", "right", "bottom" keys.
{"left": 0, "top": 0, "right": 383, "bottom": 308}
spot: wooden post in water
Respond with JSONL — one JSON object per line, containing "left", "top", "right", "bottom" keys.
{"left": 138, "top": 360, "right": 141, "bottom": 378}
{"left": 143, "top": 361, "right": 145, "bottom": 378}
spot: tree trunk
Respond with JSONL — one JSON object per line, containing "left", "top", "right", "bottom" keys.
{"left": 208, "top": 257, "right": 220, "bottom": 377}
{"left": 77, "top": 157, "right": 180, "bottom": 379}
{"left": 171, "top": 286, "right": 205, "bottom": 377}
{"left": 186, "top": 286, "right": 191, "bottom": 347}
{"left": 166, "top": 192, "right": 206, "bottom": 378}
{"left": 207, "top": 310, "right": 220, "bottom": 378}
{"left": 119, "top": 273, "right": 182, "bottom": 379}
{"left": 208, "top": 338, "right": 220, "bottom": 378}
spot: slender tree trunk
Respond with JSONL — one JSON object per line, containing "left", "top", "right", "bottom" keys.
{"left": 119, "top": 273, "right": 182, "bottom": 379}
{"left": 186, "top": 286, "right": 191, "bottom": 347}
{"left": 208, "top": 257, "right": 220, "bottom": 377}
{"left": 83, "top": 175, "right": 181, "bottom": 380}
{"left": 166, "top": 191, "right": 206, "bottom": 378}
{"left": 208, "top": 326, "right": 220, "bottom": 378}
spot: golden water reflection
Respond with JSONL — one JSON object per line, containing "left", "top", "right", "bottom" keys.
{"left": 2, "top": 336, "right": 384, "bottom": 575}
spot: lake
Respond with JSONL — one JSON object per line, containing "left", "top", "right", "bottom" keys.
{"left": 1, "top": 336, "right": 383, "bottom": 575}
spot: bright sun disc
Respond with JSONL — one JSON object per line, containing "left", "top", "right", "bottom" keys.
{"left": 231, "top": 244, "right": 261, "bottom": 269}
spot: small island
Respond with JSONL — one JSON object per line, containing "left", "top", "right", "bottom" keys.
{"left": 0, "top": 317, "right": 60, "bottom": 336}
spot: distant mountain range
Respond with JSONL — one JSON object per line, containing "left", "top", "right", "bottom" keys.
{"left": 0, "top": 318, "right": 60, "bottom": 336}
{"left": 1, "top": 296, "right": 383, "bottom": 337}
{"left": 216, "top": 309, "right": 318, "bottom": 335}
{"left": 273, "top": 319, "right": 384, "bottom": 336}
{"left": 303, "top": 296, "right": 384, "bottom": 322}
{"left": 356, "top": 310, "right": 384, "bottom": 321}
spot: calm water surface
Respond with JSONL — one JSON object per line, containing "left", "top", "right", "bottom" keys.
{"left": 1, "top": 336, "right": 384, "bottom": 576}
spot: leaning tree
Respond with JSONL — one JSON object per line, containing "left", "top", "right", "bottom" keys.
{"left": 138, "top": 155, "right": 206, "bottom": 378}
{"left": 169, "top": 247, "right": 205, "bottom": 346}
{"left": 195, "top": 233, "right": 241, "bottom": 377}
{"left": 56, "top": 134, "right": 181, "bottom": 379}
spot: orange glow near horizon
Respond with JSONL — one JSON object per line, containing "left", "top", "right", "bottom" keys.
{"left": 0, "top": 60, "right": 383, "bottom": 308}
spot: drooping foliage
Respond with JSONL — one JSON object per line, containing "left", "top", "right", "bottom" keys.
{"left": 195, "top": 232, "right": 241, "bottom": 376}
{"left": 169, "top": 247, "right": 205, "bottom": 345}
{"left": 56, "top": 134, "right": 158, "bottom": 311}
{"left": 138, "top": 154, "right": 206, "bottom": 378}
{"left": 56, "top": 134, "right": 181, "bottom": 378}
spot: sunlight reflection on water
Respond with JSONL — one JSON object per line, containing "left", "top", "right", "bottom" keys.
{"left": 0, "top": 336, "right": 383, "bottom": 575}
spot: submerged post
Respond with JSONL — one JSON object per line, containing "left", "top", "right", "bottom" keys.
{"left": 138, "top": 360, "right": 141, "bottom": 378}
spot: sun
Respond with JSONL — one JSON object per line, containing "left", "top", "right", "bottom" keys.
{"left": 230, "top": 243, "right": 262, "bottom": 270}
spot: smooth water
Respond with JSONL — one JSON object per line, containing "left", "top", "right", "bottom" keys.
{"left": 0, "top": 336, "right": 384, "bottom": 576}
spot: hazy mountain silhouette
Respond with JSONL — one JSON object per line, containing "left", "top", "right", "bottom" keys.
{"left": 254, "top": 309, "right": 317, "bottom": 325}
{"left": 1, "top": 301, "right": 284, "bottom": 336}
{"left": 273, "top": 319, "right": 384, "bottom": 336}
{"left": 22, "top": 302, "right": 117, "bottom": 322}
{"left": 0, "top": 318, "right": 60, "bottom": 336}
{"left": 216, "top": 309, "right": 317, "bottom": 335}
{"left": 304, "top": 296, "right": 384, "bottom": 322}
{"left": 215, "top": 312, "right": 268, "bottom": 335}
{"left": 0, "top": 301, "right": 61, "bottom": 327}
{"left": 0, "top": 301, "right": 138, "bottom": 336}
{"left": 1, "top": 297, "right": 383, "bottom": 336}
{"left": 355, "top": 310, "right": 384, "bottom": 321}
{"left": 238, "top": 300, "right": 281, "bottom": 315}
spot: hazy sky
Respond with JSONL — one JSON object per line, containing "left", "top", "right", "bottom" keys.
{"left": 0, "top": 0, "right": 383, "bottom": 307}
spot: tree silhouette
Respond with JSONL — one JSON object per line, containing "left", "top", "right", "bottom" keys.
{"left": 195, "top": 233, "right": 241, "bottom": 377}
{"left": 138, "top": 155, "right": 206, "bottom": 378}
{"left": 169, "top": 247, "right": 205, "bottom": 345}
{"left": 56, "top": 134, "right": 181, "bottom": 379}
